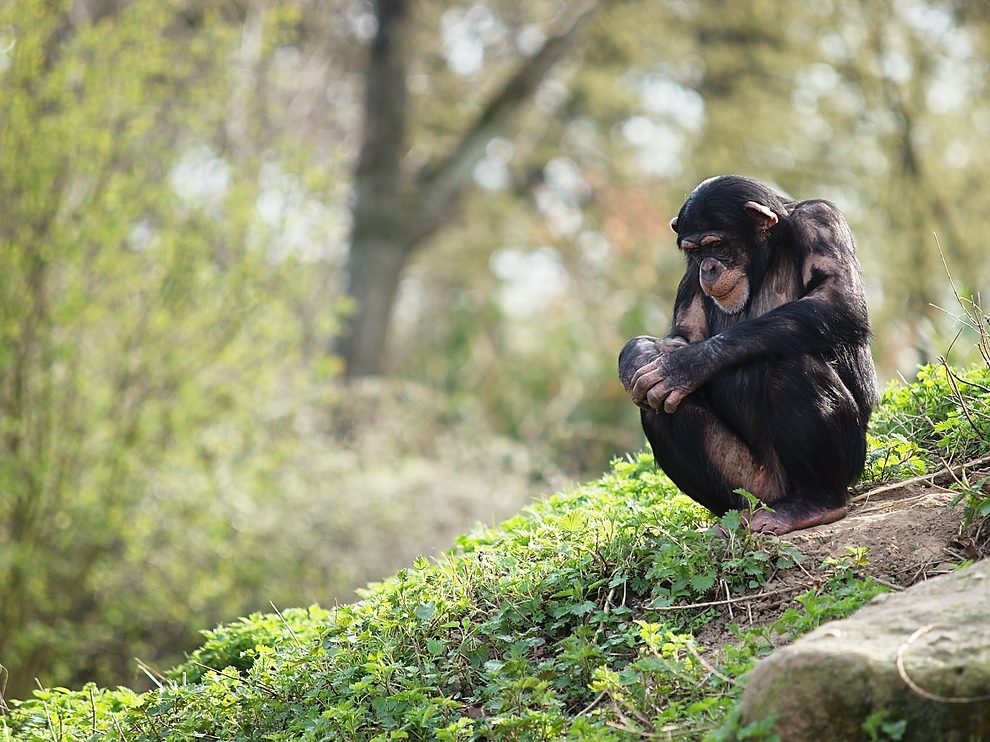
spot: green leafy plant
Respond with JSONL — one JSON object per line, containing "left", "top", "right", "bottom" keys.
{"left": 862, "top": 709, "right": 907, "bottom": 742}
{"left": 708, "top": 710, "right": 781, "bottom": 742}
{"left": 5, "top": 354, "right": 989, "bottom": 740}
{"left": 5, "top": 453, "right": 800, "bottom": 741}
{"left": 952, "top": 471, "right": 990, "bottom": 527}
{"left": 865, "top": 362, "right": 990, "bottom": 532}
{"left": 867, "top": 364, "right": 990, "bottom": 481}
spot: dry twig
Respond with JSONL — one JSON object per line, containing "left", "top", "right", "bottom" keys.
{"left": 645, "top": 585, "right": 796, "bottom": 612}
{"left": 852, "top": 453, "right": 990, "bottom": 504}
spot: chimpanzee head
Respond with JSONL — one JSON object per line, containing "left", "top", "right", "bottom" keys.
{"left": 669, "top": 176, "right": 788, "bottom": 314}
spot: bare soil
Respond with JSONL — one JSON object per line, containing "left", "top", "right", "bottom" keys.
{"left": 693, "top": 468, "right": 990, "bottom": 650}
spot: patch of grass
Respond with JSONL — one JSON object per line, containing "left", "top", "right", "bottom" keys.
{"left": 4, "top": 453, "right": 888, "bottom": 742}
{"left": 6, "top": 362, "right": 989, "bottom": 741}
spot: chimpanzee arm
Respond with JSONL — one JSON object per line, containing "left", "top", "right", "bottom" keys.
{"left": 670, "top": 277, "right": 710, "bottom": 344}
{"left": 630, "top": 201, "right": 870, "bottom": 412}
{"left": 705, "top": 200, "right": 870, "bottom": 359}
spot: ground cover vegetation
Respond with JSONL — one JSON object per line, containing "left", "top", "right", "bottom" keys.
{"left": 2, "top": 357, "right": 988, "bottom": 740}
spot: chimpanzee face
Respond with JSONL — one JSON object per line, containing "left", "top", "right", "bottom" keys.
{"left": 670, "top": 181, "right": 779, "bottom": 315}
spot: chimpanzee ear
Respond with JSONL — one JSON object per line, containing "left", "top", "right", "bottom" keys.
{"left": 744, "top": 201, "right": 779, "bottom": 229}
{"left": 669, "top": 216, "right": 679, "bottom": 233}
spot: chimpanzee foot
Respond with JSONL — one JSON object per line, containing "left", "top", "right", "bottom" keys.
{"left": 747, "top": 503, "right": 847, "bottom": 536}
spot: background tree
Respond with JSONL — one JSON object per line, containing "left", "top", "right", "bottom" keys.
{"left": 0, "top": 0, "right": 283, "bottom": 695}
{"left": 338, "top": 0, "right": 602, "bottom": 376}
{"left": 0, "top": 1, "right": 571, "bottom": 696}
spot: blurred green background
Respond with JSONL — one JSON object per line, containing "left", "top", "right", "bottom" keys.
{"left": 1, "top": 0, "right": 988, "bottom": 699}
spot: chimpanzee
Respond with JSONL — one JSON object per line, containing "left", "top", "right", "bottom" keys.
{"left": 618, "top": 175, "right": 879, "bottom": 535}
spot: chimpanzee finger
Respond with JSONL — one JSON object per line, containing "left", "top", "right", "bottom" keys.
{"left": 645, "top": 381, "right": 672, "bottom": 412}
{"left": 662, "top": 387, "right": 689, "bottom": 413}
{"left": 630, "top": 363, "right": 662, "bottom": 405}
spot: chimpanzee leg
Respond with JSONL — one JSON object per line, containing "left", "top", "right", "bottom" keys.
{"left": 643, "top": 356, "right": 864, "bottom": 535}
{"left": 746, "top": 355, "right": 866, "bottom": 534}
{"left": 640, "top": 393, "right": 786, "bottom": 517}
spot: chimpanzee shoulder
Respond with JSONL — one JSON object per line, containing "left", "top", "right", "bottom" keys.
{"left": 783, "top": 199, "right": 856, "bottom": 257}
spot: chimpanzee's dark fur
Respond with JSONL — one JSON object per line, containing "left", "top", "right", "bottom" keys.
{"left": 619, "top": 176, "right": 878, "bottom": 535}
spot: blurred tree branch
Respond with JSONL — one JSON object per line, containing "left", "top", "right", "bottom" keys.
{"left": 411, "top": 0, "right": 601, "bottom": 244}
{"left": 339, "top": 0, "right": 602, "bottom": 378}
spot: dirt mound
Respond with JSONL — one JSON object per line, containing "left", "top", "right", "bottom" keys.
{"left": 694, "top": 475, "right": 990, "bottom": 649}
{"left": 790, "top": 482, "right": 979, "bottom": 583}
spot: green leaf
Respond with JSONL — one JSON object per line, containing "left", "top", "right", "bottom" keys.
{"left": 414, "top": 602, "right": 436, "bottom": 622}
{"left": 690, "top": 573, "right": 716, "bottom": 593}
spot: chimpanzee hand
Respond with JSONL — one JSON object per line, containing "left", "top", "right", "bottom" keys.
{"left": 632, "top": 340, "right": 705, "bottom": 413}
{"left": 618, "top": 335, "right": 701, "bottom": 413}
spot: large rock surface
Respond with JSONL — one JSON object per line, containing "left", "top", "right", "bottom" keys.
{"left": 737, "top": 559, "right": 990, "bottom": 741}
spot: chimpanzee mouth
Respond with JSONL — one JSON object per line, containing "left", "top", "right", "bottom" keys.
{"left": 711, "top": 285, "right": 749, "bottom": 314}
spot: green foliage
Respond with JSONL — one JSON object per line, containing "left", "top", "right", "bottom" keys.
{"left": 771, "top": 553, "right": 889, "bottom": 642}
{"left": 864, "top": 363, "right": 990, "bottom": 526}
{"left": 0, "top": 685, "right": 143, "bottom": 742}
{"left": 865, "top": 364, "right": 990, "bottom": 481}
{"left": 167, "top": 605, "right": 333, "bottom": 684}
{"left": 953, "top": 470, "right": 990, "bottom": 528}
{"left": 3, "top": 452, "right": 894, "bottom": 741}
{"left": 707, "top": 710, "right": 780, "bottom": 742}
{"left": 862, "top": 709, "right": 907, "bottom": 742}
{"left": 0, "top": 0, "right": 345, "bottom": 695}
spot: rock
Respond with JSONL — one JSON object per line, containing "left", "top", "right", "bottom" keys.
{"left": 736, "top": 559, "right": 990, "bottom": 741}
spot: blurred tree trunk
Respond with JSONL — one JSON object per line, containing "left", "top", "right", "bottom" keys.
{"left": 339, "top": 0, "right": 601, "bottom": 378}
{"left": 856, "top": 0, "right": 963, "bottom": 366}
{"left": 339, "top": 0, "right": 412, "bottom": 378}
